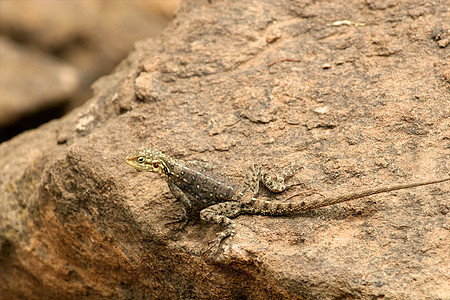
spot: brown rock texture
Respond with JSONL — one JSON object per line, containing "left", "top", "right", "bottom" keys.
{"left": 0, "top": 0, "right": 171, "bottom": 84}
{"left": 0, "top": 36, "right": 80, "bottom": 127}
{"left": 1, "top": 0, "right": 449, "bottom": 299}
{"left": 0, "top": 0, "right": 175, "bottom": 141}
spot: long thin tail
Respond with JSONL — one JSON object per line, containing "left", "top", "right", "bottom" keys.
{"left": 241, "top": 177, "right": 450, "bottom": 216}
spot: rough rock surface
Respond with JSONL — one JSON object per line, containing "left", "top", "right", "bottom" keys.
{"left": 1, "top": 0, "right": 449, "bottom": 299}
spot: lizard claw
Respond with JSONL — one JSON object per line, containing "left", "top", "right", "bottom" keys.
{"left": 164, "top": 209, "right": 189, "bottom": 231}
{"left": 202, "top": 233, "right": 233, "bottom": 258}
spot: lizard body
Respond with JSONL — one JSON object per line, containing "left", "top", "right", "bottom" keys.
{"left": 126, "top": 148, "right": 239, "bottom": 216}
{"left": 125, "top": 148, "right": 450, "bottom": 254}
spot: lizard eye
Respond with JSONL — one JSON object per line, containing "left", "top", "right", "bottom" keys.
{"left": 137, "top": 157, "right": 145, "bottom": 163}
{"left": 153, "top": 162, "right": 159, "bottom": 168}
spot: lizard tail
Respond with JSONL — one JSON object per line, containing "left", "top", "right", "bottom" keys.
{"left": 241, "top": 177, "right": 450, "bottom": 216}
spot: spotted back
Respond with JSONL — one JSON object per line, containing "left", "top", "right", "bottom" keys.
{"left": 170, "top": 161, "right": 238, "bottom": 207}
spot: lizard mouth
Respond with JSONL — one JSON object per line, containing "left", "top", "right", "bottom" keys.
{"left": 124, "top": 156, "right": 140, "bottom": 169}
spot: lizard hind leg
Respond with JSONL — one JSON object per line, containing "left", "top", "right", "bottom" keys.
{"left": 234, "top": 164, "right": 304, "bottom": 200}
{"left": 200, "top": 202, "right": 242, "bottom": 256}
{"left": 233, "top": 163, "right": 262, "bottom": 200}
{"left": 259, "top": 164, "right": 303, "bottom": 193}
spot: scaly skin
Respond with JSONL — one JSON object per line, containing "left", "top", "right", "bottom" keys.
{"left": 125, "top": 148, "right": 450, "bottom": 256}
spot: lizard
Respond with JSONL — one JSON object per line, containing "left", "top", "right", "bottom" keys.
{"left": 125, "top": 147, "right": 450, "bottom": 255}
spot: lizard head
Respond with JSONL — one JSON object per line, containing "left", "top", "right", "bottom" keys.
{"left": 125, "top": 148, "right": 171, "bottom": 175}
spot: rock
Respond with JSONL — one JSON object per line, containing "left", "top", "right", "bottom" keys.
{"left": 1, "top": 0, "right": 449, "bottom": 299}
{"left": 0, "top": 37, "right": 80, "bottom": 127}
{"left": 0, "top": 0, "right": 174, "bottom": 138}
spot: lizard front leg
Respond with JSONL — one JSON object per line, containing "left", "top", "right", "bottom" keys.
{"left": 166, "top": 179, "right": 192, "bottom": 229}
{"left": 200, "top": 202, "right": 242, "bottom": 256}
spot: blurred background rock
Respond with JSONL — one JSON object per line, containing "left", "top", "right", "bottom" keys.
{"left": 0, "top": 0, "right": 180, "bottom": 142}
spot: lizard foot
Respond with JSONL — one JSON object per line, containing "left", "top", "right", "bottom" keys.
{"left": 164, "top": 209, "right": 189, "bottom": 231}
{"left": 202, "top": 233, "right": 233, "bottom": 258}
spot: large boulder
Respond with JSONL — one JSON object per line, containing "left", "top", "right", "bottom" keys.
{"left": 1, "top": 1, "right": 449, "bottom": 299}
